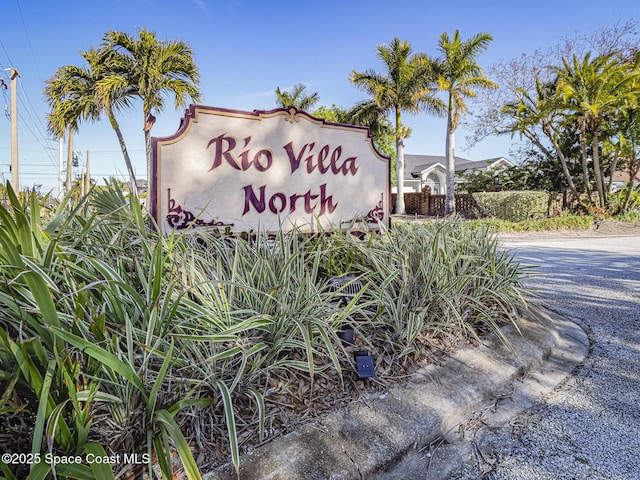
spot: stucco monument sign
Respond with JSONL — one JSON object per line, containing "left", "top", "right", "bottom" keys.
{"left": 151, "top": 105, "right": 390, "bottom": 234}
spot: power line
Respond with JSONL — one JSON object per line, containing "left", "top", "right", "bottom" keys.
{"left": 9, "top": 110, "right": 58, "bottom": 168}
{"left": 15, "top": 77, "right": 58, "bottom": 167}
{"left": 17, "top": 77, "right": 53, "bottom": 140}
{"left": 0, "top": 40, "right": 15, "bottom": 70}
{"left": 0, "top": 43, "right": 58, "bottom": 174}
{"left": 15, "top": 0, "right": 43, "bottom": 82}
{"left": 10, "top": 43, "right": 57, "bottom": 155}
{"left": 0, "top": 21, "right": 58, "bottom": 168}
{"left": 0, "top": 78, "right": 8, "bottom": 122}
{"left": 8, "top": 163, "right": 60, "bottom": 167}
{"left": 18, "top": 173, "right": 59, "bottom": 177}
{"left": 88, "top": 149, "right": 146, "bottom": 153}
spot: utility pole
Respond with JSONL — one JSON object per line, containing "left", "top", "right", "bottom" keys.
{"left": 10, "top": 68, "right": 20, "bottom": 193}
{"left": 85, "top": 149, "right": 91, "bottom": 193}
{"left": 0, "top": 77, "right": 6, "bottom": 194}
{"left": 58, "top": 137, "right": 64, "bottom": 197}
{"left": 66, "top": 128, "right": 74, "bottom": 193}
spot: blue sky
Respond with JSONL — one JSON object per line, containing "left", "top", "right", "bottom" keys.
{"left": 0, "top": 0, "right": 638, "bottom": 194}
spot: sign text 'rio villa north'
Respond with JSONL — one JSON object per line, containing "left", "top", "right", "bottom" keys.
{"left": 151, "top": 106, "right": 390, "bottom": 234}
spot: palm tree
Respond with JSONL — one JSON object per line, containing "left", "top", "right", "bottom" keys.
{"left": 102, "top": 28, "right": 201, "bottom": 195}
{"left": 502, "top": 77, "right": 581, "bottom": 202}
{"left": 348, "top": 101, "right": 396, "bottom": 160}
{"left": 555, "top": 52, "right": 638, "bottom": 208}
{"left": 614, "top": 107, "right": 640, "bottom": 213}
{"left": 350, "top": 38, "right": 443, "bottom": 215}
{"left": 274, "top": 84, "right": 319, "bottom": 111}
{"left": 44, "top": 48, "right": 138, "bottom": 195}
{"left": 436, "top": 30, "right": 497, "bottom": 216}
{"left": 313, "top": 103, "right": 396, "bottom": 166}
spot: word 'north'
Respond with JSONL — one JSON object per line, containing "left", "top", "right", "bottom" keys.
{"left": 242, "top": 184, "right": 337, "bottom": 216}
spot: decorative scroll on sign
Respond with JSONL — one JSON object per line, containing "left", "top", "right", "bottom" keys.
{"left": 151, "top": 106, "right": 390, "bottom": 234}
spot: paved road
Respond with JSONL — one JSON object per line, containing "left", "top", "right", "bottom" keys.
{"left": 457, "top": 235, "right": 640, "bottom": 480}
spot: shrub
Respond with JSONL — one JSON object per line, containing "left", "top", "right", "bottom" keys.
{"left": 615, "top": 209, "right": 640, "bottom": 222}
{"left": 0, "top": 183, "right": 533, "bottom": 478}
{"left": 473, "top": 191, "right": 549, "bottom": 221}
{"left": 465, "top": 214, "right": 593, "bottom": 232}
{"left": 334, "top": 221, "right": 529, "bottom": 352}
{"left": 609, "top": 187, "right": 640, "bottom": 213}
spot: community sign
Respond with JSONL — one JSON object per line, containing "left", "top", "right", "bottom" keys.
{"left": 151, "top": 106, "right": 390, "bottom": 234}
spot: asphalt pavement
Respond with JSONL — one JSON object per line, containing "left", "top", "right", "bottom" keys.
{"left": 454, "top": 234, "right": 640, "bottom": 479}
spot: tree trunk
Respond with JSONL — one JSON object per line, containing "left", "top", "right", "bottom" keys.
{"left": 621, "top": 156, "right": 639, "bottom": 213}
{"left": 145, "top": 112, "right": 156, "bottom": 202}
{"left": 445, "top": 107, "right": 456, "bottom": 216}
{"left": 591, "top": 130, "right": 606, "bottom": 208}
{"left": 620, "top": 114, "right": 638, "bottom": 213}
{"left": 607, "top": 151, "right": 619, "bottom": 197}
{"left": 395, "top": 108, "right": 406, "bottom": 215}
{"left": 539, "top": 126, "right": 580, "bottom": 201}
{"left": 109, "top": 112, "right": 138, "bottom": 197}
{"left": 578, "top": 121, "right": 593, "bottom": 205}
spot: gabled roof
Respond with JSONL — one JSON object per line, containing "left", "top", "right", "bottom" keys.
{"left": 611, "top": 170, "right": 640, "bottom": 183}
{"left": 404, "top": 154, "right": 470, "bottom": 179}
{"left": 404, "top": 154, "right": 512, "bottom": 179}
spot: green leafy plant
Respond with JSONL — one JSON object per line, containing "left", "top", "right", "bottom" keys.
{"left": 0, "top": 182, "right": 533, "bottom": 479}
{"left": 473, "top": 191, "right": 549, "bottom": 221}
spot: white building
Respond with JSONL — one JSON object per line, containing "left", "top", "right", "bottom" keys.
{"left": 400, "top": 154, "right": 514, "bottom": 194}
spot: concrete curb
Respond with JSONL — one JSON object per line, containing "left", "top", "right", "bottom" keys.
{"left": 203, "top": 308, "right": 589, "bottom": 480}
{"left": 498, "top": 233, "right": 640, "bottom": 242}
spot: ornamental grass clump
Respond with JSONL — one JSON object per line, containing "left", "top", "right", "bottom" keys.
{"left": 315, "top": 221, "right": 529, "bottom": 356}
{"left": 0, "top": 182, "right": 532, "bottom": 479}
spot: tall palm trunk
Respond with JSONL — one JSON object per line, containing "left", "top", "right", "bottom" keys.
{"left": 108, "top": 111, "right": 138, "bottom": 197}
{"left": 445, "top": 104, "right": 456, "bottom": 216}
{"left": 395, "top": 107, "right": 406, "bottom": 215}
{"left": 144, "top": 112, "right": 156, "bottom": 202}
